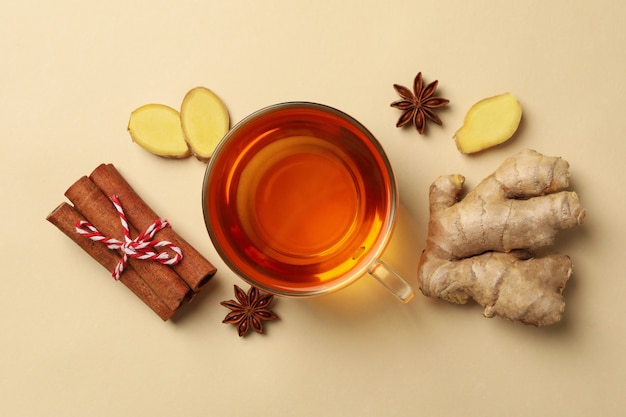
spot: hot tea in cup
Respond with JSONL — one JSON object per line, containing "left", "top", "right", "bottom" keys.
{"left": 203, "top": 102, "right": 413, "bottom": 301}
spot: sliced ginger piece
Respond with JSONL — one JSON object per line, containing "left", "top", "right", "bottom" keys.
{"left": 454, "top": 93, "right": 522, "bottom": 154}
{"left": 128, "top": 104, "right": 191, "bottom": 158}
{"left": 180, "top": 87, "right": 230, "bottom": 161}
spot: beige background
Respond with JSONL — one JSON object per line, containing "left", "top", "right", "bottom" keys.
{"left": 2, "top": 1, "right": 625, "bottom": 416}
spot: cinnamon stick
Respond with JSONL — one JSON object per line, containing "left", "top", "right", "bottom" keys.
{"left": 46, "top": 203, "right": 175, "bottom": 320}
{"left": 65, "top": 176, "right": 190, "bottom": 311}
{"left": 89, "top": 163, "right": 217, "bottom": 291}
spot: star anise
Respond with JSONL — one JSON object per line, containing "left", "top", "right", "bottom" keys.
{"left": 391, "top": 72, "right": 449, "bottom": 135}
{"left": 220, "top": 285, "right": 279, "bottom": 337}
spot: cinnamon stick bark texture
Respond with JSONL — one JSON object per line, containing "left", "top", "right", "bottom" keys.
{"left": 64, "top": 175, "right": 190, "bottom": 311}
{"left": 46, "top": 203, "right": 175, "bottom": 320}
{"left": 89, "top": 164, "right": 217, "bottom": 291}
{"left": 47, "top": 164, "right": 218, "bottom": 320}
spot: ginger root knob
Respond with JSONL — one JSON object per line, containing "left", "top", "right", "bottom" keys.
{"left": 417, "top": 149, "right": 585, "bottom": 326}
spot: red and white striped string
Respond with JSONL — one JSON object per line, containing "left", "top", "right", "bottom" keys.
{"left": 75, "top": 195, "right": 182, "bottom": 280}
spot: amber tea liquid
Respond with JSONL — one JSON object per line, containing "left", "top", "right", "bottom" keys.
{"left": 204, "top": 104, "right": 396, "bottom": 296}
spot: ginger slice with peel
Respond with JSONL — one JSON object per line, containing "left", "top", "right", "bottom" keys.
{"left": 454, "top": 93, "right": 522, "bottom": 154}
{"left": 418, "top": 150, "right": 586, "bottom": 326}
{"left": 128, "top": 104, "right": 191, "bottom": 158}
{"left": 180, "top": 86, "right": 230, "bottom": 161}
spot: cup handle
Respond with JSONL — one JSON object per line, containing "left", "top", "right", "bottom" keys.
{"left": 367, "top": 259, "right": 414, "bottom": 303}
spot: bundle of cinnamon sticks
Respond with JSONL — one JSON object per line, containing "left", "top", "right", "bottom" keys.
{"left": 46, "top": 163, "right": 217, "bottom": 320}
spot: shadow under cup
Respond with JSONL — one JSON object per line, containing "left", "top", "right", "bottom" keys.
{"left": 203, "top": 102, "right": 406, "bottom": 299}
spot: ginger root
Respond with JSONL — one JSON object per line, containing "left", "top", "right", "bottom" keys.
{"left": 417, "top": 149, "right": 585, "bottom": 326}
{"left": 128, "top": 86, "right": 229, "bottom": 161}
{"left": 127, "top": 104, "right": 191, "bottom": 158}
{"left": 180, "top": 86, "right": 230, "bottom": 161}
{"left": 454, "top": 93, "right": 522, "bottom": 154}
